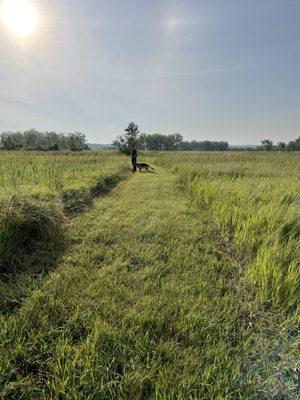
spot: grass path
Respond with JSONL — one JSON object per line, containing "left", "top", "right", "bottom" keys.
{"left": 0, "top": 168, "right": 296, "bottom": 399}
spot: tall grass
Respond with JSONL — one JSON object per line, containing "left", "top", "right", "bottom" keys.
{"left": 0, "top": 152, "right": 298, "bottom": 398}
{"left": 155, "top": 152, "right": 300, "bottom": 317}
{"left": 0, "top": 151, "right": 128, "bottom": 200}
{"left": 0, "top": 151, "right": 129, "bottom": 272}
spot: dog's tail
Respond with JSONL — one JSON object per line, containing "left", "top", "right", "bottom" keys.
{"left": 148, "top": 165, "right": 155, "bottom": 170}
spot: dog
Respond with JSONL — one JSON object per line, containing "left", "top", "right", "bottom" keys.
{"left": 136, "top": 163, "right": 155, "bottom": 172}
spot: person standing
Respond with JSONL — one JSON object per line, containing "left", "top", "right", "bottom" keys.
{"left": 131, "top": 145, "right": 137, "bottom": 172}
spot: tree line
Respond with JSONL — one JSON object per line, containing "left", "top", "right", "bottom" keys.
{"left": 113, "top": 123, "right": 300, "bottom": 153}
{"left": 0, "top": 130, "right": 89, "bottom": 151}
{"left": 259, "top": 138, "right": 300, "bottom": 151}
{"left": 139, "top": 134, "right": 229, "bottom": 151}
{"left": 1, "top": 125, "right": 299, "bottom": 152}
{"left": 113, "top": 123, "right": 229, "bottom": 153}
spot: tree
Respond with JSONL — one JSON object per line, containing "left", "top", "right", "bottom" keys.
{"left": 44, "top": 132, "right": 64, "bottom": 149}
{"left": 217, "top": 141, "right": 229, "bottom": 151}
{"left": 138, "top": 133, "right": 183, "bottom": 151}
{"left": 261, "top": 139, "right": 274, "bottom": 151}
{"left": 276, "top": 141, "right": 286, "bottom": 151}
{"left": 23, "top": 129, "right": 43, "bottom": 149}
{"left": 178, "top": 141, "right": 193, "bottom": 151}
{"left": 67, "top": 132, "right": 88, "bottom": 151}
{"left": 0, "top": 132, "right": 24, "bottom": 150}
{"left": 125, "top": 122, "right": 140, "bottom": 147}
{"left": 290, "top": 136, "right": 300, "bottom": 151}
{"left": 142, "top": 133, "right": 165, "bottom": 151}
{"left": 0, "top": 130, "right": 88, "bottom": 151}
{"left": 113, "top": 122, "right": 140, "bottom": 154}
{"left": 164, "top": 133, "right": 183, "bottom": 151}
{"left": 287, "top": 140, "right": 296, "bottom": 151}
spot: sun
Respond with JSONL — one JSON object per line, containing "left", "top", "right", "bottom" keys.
{"left": 1, "top": 0, "right": 38, "bottom": 37}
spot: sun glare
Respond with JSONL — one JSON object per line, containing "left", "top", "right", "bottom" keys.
{"left": 165, "top": 17, "right": 180, "bottom": 30}
{"left": 1, "top": 0, "right": 38, "bottom": 37}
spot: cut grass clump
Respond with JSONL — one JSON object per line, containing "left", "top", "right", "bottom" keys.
{"left": 0, "top": 196, "right": 64, "bottom": 272}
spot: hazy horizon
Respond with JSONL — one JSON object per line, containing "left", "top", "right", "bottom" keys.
{"left": 0, "top": 0, "right": 299, "bottom": 145}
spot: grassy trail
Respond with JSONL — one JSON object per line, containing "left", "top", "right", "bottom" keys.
{"left": 0, "top": 168, "right": 296, "bottom": 399}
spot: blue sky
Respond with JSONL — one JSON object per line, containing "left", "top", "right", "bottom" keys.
{"left": 0, "top": 0, "right": 299, "bottom": 144}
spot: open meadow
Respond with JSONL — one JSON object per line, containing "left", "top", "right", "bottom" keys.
{"left": 0, "top": 151, "right": 129, "bottom": 312}
{"left": 0, "top": 151, "right": 299, "bottom": 399}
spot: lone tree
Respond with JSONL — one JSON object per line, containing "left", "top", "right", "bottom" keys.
{"left": 113, "top": 122, "right": 140, "bottom": 154}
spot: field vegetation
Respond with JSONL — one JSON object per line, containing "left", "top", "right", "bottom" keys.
{"left": 156, "top": 152, "right": 300, "bottom": 315}
{"left": 0, "top": 151, "right": 128, "bottom": 202}
{"left": 0, "top": 151, "right": 129, "bottom": 312}
{"left": 0, "top": 150, "right": 299, "bottom": 399}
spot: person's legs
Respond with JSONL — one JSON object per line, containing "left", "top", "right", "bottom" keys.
{"left": 132, "top": 159, "right": 137, "bottom": 172}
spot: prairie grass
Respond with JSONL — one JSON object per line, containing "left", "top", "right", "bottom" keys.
{"left": 0, "top": 151, "right": 299, "bottom": 399}
{"left": 155, "top": 152, "right": 300, "bottom": 317}
{"left": 0, "top": 151, "right": 128, "bottom": 200}
{"left": 0, "top": 197, "right": 64, "bottom": 270}
{"left": 0, "top": 151, "right": 129, "bottom": 313}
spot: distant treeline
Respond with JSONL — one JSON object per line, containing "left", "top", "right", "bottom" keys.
{"left": 1, "top": 127, "right": 299, "bottom": 153}
{"left": 138, "top": 134, "right": 300, "bottom": 152}
{"left": 0, "top": 130, "right": 89, "bottom": 151}
{"left": 113, "top": 127, "right": 229, "bottom": 152}
{"left": 113, "top": 124, "right": 230, "bottom": 152}
{"left": 114, "top": 123, "right": 300, "bottom": 153}
{"left": 258, "top": 138, "right": 300, "bottom": 152}
{"left": 179, "top": 139, "right": 229, "bottom": 151}
{"left": 138, "top": 133, "right": 229, "bottom": 151}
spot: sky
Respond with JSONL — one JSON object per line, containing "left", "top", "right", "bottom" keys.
{"left": 0, "top": 0, "right": 299, "bottom": 145}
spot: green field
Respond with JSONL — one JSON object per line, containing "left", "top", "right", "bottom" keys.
{"left": 0, "top": 151, "right": 299, "bottom": 399}
{"left": 0, "top": 151, "right": 128, "bottom": 200}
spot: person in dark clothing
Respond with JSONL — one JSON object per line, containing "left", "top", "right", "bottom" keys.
{"left": 131, "top": 146, "right": 137, "bottom": 172}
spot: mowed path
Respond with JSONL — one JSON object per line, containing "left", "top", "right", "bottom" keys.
{"left": 1, "top": 168, "right": 255, "bottom": 399}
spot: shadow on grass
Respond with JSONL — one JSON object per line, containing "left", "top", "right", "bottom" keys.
{"left": 0, "top": 171, "right": 130, "bottom": 316}
{"left": 60, "top": 172, "right": 129, "bottom": 215}
{"left": 0, "top": 233, "right": 67, "bottom": 315}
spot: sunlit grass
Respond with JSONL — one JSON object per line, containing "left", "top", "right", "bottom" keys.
{"left": 0, "top": 150, "right": 129, "bottom": 308}
{"left": 0, "top": 151, "right": 299, "bottom": 399}
{"left": 155, "top": 152, "right": 300, "bottom": 317}
{"left": 0, "top": 151, "right": 128, "bottom": 199}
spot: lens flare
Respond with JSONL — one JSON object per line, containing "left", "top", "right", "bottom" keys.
{"left": 1, "top": 0, "right": 38, "bottom": 37}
